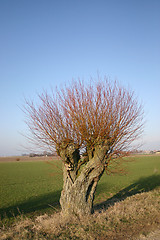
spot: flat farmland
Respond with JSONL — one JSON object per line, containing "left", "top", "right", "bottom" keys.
{"left": 0, "top": 155, "right": 160, "bottom": 219}
{"left": 0, "top": 155, "right": 60, "bottom": 162}
{"left": 0, "top": 156, "right": 63, "bottom": 218}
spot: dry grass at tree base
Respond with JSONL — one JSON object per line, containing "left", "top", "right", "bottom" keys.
{"left": 1, "top": 187, "right": 160, "bottom": 240}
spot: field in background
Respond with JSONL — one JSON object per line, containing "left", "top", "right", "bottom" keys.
{"left": 0, "top": 155, "right": 60, "bottom": 162}
{"left": 0, "top": 155, "right": 160, "bottom": 220}
{"left": 0, "top": 157, "right": 63, "bottom": 219}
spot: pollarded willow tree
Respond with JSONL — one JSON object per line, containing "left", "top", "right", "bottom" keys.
{"left": 24, "top": 77, "right": 144, "bottom": 216}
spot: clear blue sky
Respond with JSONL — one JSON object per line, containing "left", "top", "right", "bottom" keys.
{"left": 0, "top": 0, "right": 160, "bottom": 156}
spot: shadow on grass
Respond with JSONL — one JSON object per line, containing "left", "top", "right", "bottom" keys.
{"left": 94, "top": 174, "right": 160, "bottom": 211}
{"left": 2, "top": 174, "right": 160, "bottom": 220}
{"left": 0, "top": 190, "right": 61, "bottom": 220}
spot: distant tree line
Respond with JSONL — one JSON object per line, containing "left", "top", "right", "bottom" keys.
{"left": 22, "top": 151, "right": 57, "bottom": 157}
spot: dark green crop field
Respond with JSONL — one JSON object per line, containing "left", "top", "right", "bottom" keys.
{"left": 0, "top": 155, "right": 160, "bottom": 219}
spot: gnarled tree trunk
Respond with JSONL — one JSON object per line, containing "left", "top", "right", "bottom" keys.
{"left": 59, "top": 143, "right": 106, "bottom": 216}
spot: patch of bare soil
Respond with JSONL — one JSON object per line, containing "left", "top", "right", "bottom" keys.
{"left": 0, "top": 156, "right": 59, "bottom": 162}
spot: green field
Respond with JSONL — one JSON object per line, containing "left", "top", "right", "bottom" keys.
{"left": 0, "top": 155, "right": 160, "bottom": 220}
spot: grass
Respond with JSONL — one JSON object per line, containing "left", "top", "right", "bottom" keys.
{"left": 95, "top": 154, "right": 160, "bottom": 204}
{"left": 0, "top": 155, "right": 160, "bottom": 219}
{"left": 0, "top": 158, "right": 63, "bottom": 219}
{"left": 1, "top": 188, "right": 160, "bottom": 239}
{"left": 0, "top": 154, "right": 160, "bottom": 239}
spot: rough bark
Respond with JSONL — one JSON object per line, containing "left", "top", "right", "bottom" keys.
{"left": 59, "top": 144, "right": 106, "bottom": 216}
